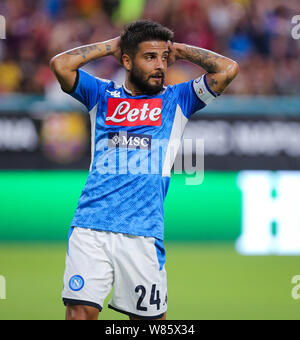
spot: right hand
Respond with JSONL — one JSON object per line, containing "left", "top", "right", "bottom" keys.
{"left": 109, "top": 37, "right": 122, "bottom": 64}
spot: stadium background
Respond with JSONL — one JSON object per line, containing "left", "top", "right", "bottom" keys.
{"left": 1, "top": 0, "right": 300, "bottom": 320}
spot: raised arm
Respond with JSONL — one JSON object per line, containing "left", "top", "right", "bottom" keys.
{"left": 49, "top": 37, "right": 121, "bottom": 92}
{"left": 168, "top": 42, "right": 239, "bottom": 94}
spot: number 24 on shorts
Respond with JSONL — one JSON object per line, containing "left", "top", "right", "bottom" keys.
{"left": 135, "top": 284, "right": 167, "bottom": 311}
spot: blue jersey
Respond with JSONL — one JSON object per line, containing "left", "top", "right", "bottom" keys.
{"left": 66, "top": 69, "right": 217, "bottom": 240}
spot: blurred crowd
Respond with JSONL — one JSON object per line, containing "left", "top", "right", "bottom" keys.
{"left": 0, "top": 0, "right": 299, "bottom": 96}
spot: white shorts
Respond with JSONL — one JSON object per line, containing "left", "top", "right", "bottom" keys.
{"left": 62, "top": 227, "right": 167, "bottom": 319}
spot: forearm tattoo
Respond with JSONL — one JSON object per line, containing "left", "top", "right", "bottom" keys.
{"left": 66, "top": 44, "right": 102, "bottom": 59}
{"left": 184, "top": 46, "right": 224, "bottom": 74}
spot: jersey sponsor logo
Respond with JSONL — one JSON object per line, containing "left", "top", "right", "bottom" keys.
{"left": 108, "top": 132, "right": 152, "bottom": 150}
{"left": 69, "top": 275, "right": 84, "bottom": 291}
{"left": 105, "top": 98, "right": 162, "bottom": 126}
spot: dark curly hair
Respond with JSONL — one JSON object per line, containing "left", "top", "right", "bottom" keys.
{"left": 120, "top": 19, "right": 174, "bottom": 58}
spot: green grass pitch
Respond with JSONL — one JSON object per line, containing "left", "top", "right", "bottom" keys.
{"left": 0, "top": 242, "right": 299, "bottom": 320}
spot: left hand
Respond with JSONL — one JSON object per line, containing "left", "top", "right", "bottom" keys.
{"left": 167, "top": 41, "right": 182, "bottom": 67}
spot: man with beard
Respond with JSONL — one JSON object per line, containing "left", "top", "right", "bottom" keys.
{"left": 50, "top": 20, "right": 238, "bottom": 320}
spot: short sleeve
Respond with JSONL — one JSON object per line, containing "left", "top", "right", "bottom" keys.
{"left": 63, "top": 69, "right": 109, "bottom": 111}
{"left": 175, "top": 74, "right": 219, "bottom": 119}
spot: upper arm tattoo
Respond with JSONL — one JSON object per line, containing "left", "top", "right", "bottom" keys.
{"left": 184, "top": 46, "right": 238, "bottom": 94}
{"left": 207, "top": 76, "right": 218, "bottom": 89}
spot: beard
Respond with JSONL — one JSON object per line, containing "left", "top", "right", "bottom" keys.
{"left": 129, "top": 64, "right": 165, "bottom": 96}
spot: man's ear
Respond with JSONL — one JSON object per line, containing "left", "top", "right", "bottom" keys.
{"left": 122, "top": 53, "right": 132, "bottom": 72}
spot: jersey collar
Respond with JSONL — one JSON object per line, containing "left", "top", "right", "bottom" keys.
{"left": 122, "top": 83, "right": 167, "bottom": 96}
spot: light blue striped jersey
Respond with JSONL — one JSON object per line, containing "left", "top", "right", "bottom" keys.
{"left": 66, "top": 69, "right": 217, "bottom": 240}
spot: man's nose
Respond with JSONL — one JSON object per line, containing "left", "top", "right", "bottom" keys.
{"left": 155, "top": 57, "right": 165, "bottom": 70}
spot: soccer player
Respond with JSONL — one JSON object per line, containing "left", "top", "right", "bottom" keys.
{"left": 50, "top": 20, "right": 238, "bottom": 320}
